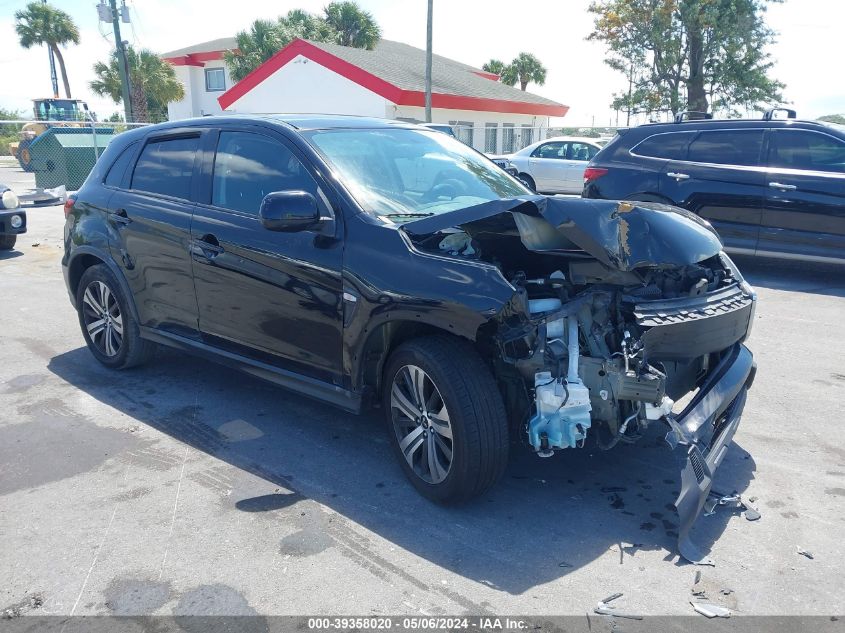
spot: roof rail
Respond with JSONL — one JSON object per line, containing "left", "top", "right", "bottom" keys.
{"left": 674, "top": 111, "right": 713, "bottom": 123}
{"left": 763, "top": 107, "right": 797, "bottom": 121}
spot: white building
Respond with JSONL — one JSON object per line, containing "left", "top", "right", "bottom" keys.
{"left": 163, "top": 38, "right": 568, "bottom": 154}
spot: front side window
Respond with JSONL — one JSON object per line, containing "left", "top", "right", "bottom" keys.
{"left": 212, "top": 131, "right": 317, "bottom": 215}
{"left": 304, "top": 127, "right": 528, "bottom": 221}
{"left": 687, "top": 130, "right": 764, "bottom": 166}
{"left": 631, "top": 132, "right": 696, "bottom": 160}
{"left": 532, "top": 141, "right": 567, "bottom": 159}
{"left": 205, "top": 67, "right": 226, "bottom": 92}
{"left": 131, "top": 136, "right": 199, "bottom": 199}
{"left": 768, "top": 130, "right": 845, "bottom": 173}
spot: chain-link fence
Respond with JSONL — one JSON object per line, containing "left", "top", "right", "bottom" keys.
{"left": 0, "top": 120, "right": 150, "bottom": 191}
{"left": 448, "top": 124, "right": 620, "bottom": 155}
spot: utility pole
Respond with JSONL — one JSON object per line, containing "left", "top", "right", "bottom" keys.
{"left": 101, "top": 0, "right": 133, "bottom": 122}
{"left": 424, "top": 0, "right": 433, "bottom": 123}
{"left": 43, "top": 0, "right": 59, "bottom": 98}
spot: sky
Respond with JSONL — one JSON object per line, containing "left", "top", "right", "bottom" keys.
{"left": 0, "top": 0, "right": 842, "bottom": 125}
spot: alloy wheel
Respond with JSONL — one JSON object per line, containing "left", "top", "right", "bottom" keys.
{"left": 82, "top": 280, "right": 123, "bottom": 357}
{"left": 390, "top": 364, "right": 453, "bottom": 484}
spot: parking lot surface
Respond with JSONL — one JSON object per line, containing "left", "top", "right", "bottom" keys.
{"left": 1, "top": 162, "right": 844, "bottom": 618}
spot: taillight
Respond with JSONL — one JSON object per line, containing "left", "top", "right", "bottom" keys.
{"left": 63, "top": 197, "right": 76, "bottom": 218}
{"left": 583, "top": 167, "right": 608, "bottom": 183}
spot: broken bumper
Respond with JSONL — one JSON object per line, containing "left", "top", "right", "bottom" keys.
{"left": 671, "top": 343, "right": 756, "bottom": 564}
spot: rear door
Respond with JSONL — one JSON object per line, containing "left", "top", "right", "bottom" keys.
{"left": 563, "top": 142, "right": 600, "bottom": 192}
{"left": 660, "top": 128, "right": 766, "bottom": 254}
{"left": 190, "top": 126, "right": 344, "bottom": 383}
{"left": 527, "top": 141, "right": 568, "bottom": 192}
{"left": 759, "top": 128, "right": 845, "bottom": 262}
{"left": 107, "top": 129, "right": 205, "bottom": 336}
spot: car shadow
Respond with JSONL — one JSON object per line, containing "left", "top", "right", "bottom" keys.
{"left": 0, "top": 249, "right": 24, "bottom": 260}
{"left": 731, "top": 254, "right": 845, "bottom": 298}
{"left": 47, "top": 346, "right": 756, "bottom": 596}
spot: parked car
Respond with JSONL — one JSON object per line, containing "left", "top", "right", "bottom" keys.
{"left": 490, "top": 136, "right": 604, "bottom": 194}
{"left": 583, "top": 110, "right": 845, "bottom": 264}
{"left": 0, "top": 185, "right": 27, "bottom": 250}
{"left": 62, "top": 115, "right": 757, "bottom": 563}
{"left": 422, "top": 122, "right": 521, "bottom": 178}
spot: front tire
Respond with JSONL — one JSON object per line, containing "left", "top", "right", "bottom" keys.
{"left": 76, "top": 264, "right": 155, "bottom": 369}
{"left": 0, "top": 234, "right": 16, "bottom": 250}
{"left": 383, "top": 336, "right": 509, "bottom": 503}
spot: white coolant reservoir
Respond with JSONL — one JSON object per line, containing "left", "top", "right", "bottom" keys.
{"left": 528, "top": 299, "right": 564, "bottom": 339}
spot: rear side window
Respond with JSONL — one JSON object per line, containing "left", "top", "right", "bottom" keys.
{"left": 768, "top": 130, "right": 845, "bottom": 173}
{"left": 687, "top": 130, "right": 763, "bottom": 166}
{"left": 631, "top": 132, "right": 695, "bottom": 160}
{"left": 569, "top": 142, "right": 598, "bottom": 161}
{"left": 212, "top": 131, "right": 318, "bottom": 215}
{"left": 131, "top": 136, "right": 199, "bottom": 200}
{"left": 104, "top": 141, "right": 138, "bottom": 188}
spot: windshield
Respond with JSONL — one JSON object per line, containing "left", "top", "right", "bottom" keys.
{"left": 303, "top": 127, "right": 529, "bottom": 222}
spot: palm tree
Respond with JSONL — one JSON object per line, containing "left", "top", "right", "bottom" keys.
{"left": 15, "top": 2, "right": 80, "bottom": 99}
{"left": 91, "top": 47, "right": 185, "bottom": 123}
{"left": 323, "top": 1, "right": 381, "bottom": 49}
{"left": 509, "top": 52, "right": 547, "bottom": 91}
{"left": 224, "top": 19, "right": 285, "bottom": 82}
{"left": 482, "top": 59, "right": 507, "bottom": 77}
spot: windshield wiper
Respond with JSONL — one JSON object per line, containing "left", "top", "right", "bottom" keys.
{"left": 382, "top": 212, "right": 436, "bottom": 218}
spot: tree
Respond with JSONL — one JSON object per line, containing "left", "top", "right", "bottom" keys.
{"left": 323, "top": 2, "right": 381, "bottom": 49}
{"left": 225, "top": 3, "right": 380, "bottom": 82}
{"left": 818, "top": 114, "right": 845, "bottom": 125}
{"left": 481, "top": 54, "right": 546, "bottom": 90}
{"left": 14, "top": 2, "right": 80, "bottom": 99}
{"left": 588, "top": 0, "right": 785, "bottom": 117}
{"left": 91, "top": 47, "right": 185, "bottom": 123}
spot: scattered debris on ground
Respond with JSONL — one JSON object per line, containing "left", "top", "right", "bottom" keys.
{"left": 1, "top": 593, "right": 44, "bottom": 619}
{"left": 691, "top": 601, "right": 732, "bottom": 618}
{"left": 593, "top": 592, "right": 643, "bottom": 620}
{"left": 797, "top": 547, "right": 814, "bottom": 560}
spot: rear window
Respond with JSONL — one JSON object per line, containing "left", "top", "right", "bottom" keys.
{"left": 631, "top": 132, "right": 695, "bottom": 160}
{"left": 687, "top": 130, "right": 763, "bottom": 166}
{"left": 104, "top": 142, "right": 138, "bottom": 188}
{"left": 131, "top": 136, "right": 199, "bottom": 200}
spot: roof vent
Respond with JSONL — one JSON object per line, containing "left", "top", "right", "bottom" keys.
{"left": 763, "top": 107, "right": 797, "bottom": 121}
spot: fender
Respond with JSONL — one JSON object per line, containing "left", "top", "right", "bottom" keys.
{"left": 64, "top": 245, "right": 141, "bottom": 325}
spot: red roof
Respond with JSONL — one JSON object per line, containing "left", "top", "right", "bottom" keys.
{"left": 218, "top": 39, "right": 568, "bottom": 117}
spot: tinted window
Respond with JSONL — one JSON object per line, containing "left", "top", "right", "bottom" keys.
{"left": 632, "top": 132, "right": 695, "bottom": 160}
{"left": 687, "top": 130, "right": 763, "bottom": 166}
{"left": 769, "top": 130, "right": 845, "bottom": 173}
{"left": 532, "top": 141, "right": 567, "bottom": 159}
{"left": 104, "top": 141, "right": 138, "bottom": 188}
{"left": 212, "top": 131, "right": 317, "bottom": 215}
{"left": 131, "top": 136, "right": 199, "bottom": 199}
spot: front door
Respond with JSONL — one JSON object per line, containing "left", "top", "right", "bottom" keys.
{"left": 190, "top": 128, "right": 344, "bottom": 383}
{"left": 759, "top": 128, "right": 845, "bottom": 262}
{"left": 108, "top": 131, "right": 204, "bottom": 336}
{"left": 660, "top": 128, "right": 766, "bottom": 254}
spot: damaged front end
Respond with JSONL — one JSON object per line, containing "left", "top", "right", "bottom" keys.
{"left": 402, "top": 196, "right": 757, "bottom": 563}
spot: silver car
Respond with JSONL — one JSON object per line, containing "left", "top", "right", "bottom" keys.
{"left": 490, "top": 136, "right": 603, "bottom": 194}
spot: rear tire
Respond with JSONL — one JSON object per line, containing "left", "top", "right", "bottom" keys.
{"left": 0, "top": 235, "right": 16, "bottom": 250}
{"left": 383, "top": 335, "right": 509, "bottom": 503}
{"left": 76, "top": 264, "right": 155, "bottom": 369}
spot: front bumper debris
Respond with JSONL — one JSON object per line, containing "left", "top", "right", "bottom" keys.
{"left": 669, "top": 343, "right": 756, "bottom": 565}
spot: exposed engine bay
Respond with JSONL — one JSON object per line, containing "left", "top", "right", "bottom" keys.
{"left": 402, "top": 196, "right": 757, "bottom": 564}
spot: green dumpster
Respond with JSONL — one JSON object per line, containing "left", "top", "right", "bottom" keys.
{"left": 29, "top": 127, "right": 115, "bottom": 190}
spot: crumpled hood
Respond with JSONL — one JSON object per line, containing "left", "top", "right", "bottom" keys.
{"left": 401, "top": 196, "right": 724, "bottom": 271}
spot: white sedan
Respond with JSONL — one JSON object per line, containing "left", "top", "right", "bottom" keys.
{"left": 490, "top": 136, "right": 604, "bottom": 194}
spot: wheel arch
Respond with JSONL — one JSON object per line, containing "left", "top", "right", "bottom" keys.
{"left": 67, "top": 248, "right": 140, "bottom": 323}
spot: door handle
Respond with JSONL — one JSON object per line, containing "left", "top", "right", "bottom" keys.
{"left": 769, "top": 182, "right": 797, "bottom": 191}
{"left": 666, "top": 172, "right": 690, "bottom": 180}
{"left": 109, "top": 208, "right": 131, "bottom": 225}
{"left": 190, "top": 234, "right": 224, "bottom": 261}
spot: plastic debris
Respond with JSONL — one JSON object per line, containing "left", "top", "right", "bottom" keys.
{"left": 797, "top": 548, "right": 814, "bottom": 560}
{"left": 593, "top": 592, "right": 643, "bottom": 620}
{"left": 691, "top": 602, "right": 731, "bottom": 618}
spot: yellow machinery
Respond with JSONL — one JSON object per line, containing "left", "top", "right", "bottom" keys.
{"left": 9, "top": 99, "right": 90, "bottom": 171}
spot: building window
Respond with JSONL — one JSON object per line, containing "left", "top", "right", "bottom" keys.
{"left": 484, "top": 123, "right": 498, "bottom": 153}
{"left": 450, "top": 120, "right": 474, "bottom": 147}
{"left": 521, "top": 124, "right": 533, "bottom": 148}
{"left": 205, "top": 67, "right": 226, "bottom": 92}
{"left": 502, "top": 124, "right": 515, "bottom": 153}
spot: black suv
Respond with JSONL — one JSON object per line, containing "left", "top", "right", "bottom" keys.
{"left": 63, "top": 115, "right": 757, "bottom": 563}
{"left": 583, "top": 111, "right": 845, "bottom": 264}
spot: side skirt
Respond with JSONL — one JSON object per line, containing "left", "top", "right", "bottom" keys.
{"left": 140, "top": 327, "right": 362, "bottom": 414}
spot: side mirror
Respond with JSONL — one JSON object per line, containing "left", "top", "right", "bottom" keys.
{"left": 259, "top": 191, "right": 320, "bottom": 232}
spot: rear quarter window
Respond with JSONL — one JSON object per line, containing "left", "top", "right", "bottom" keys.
{"left": 104, "top": 141, "right": 138, "bottom": 188}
